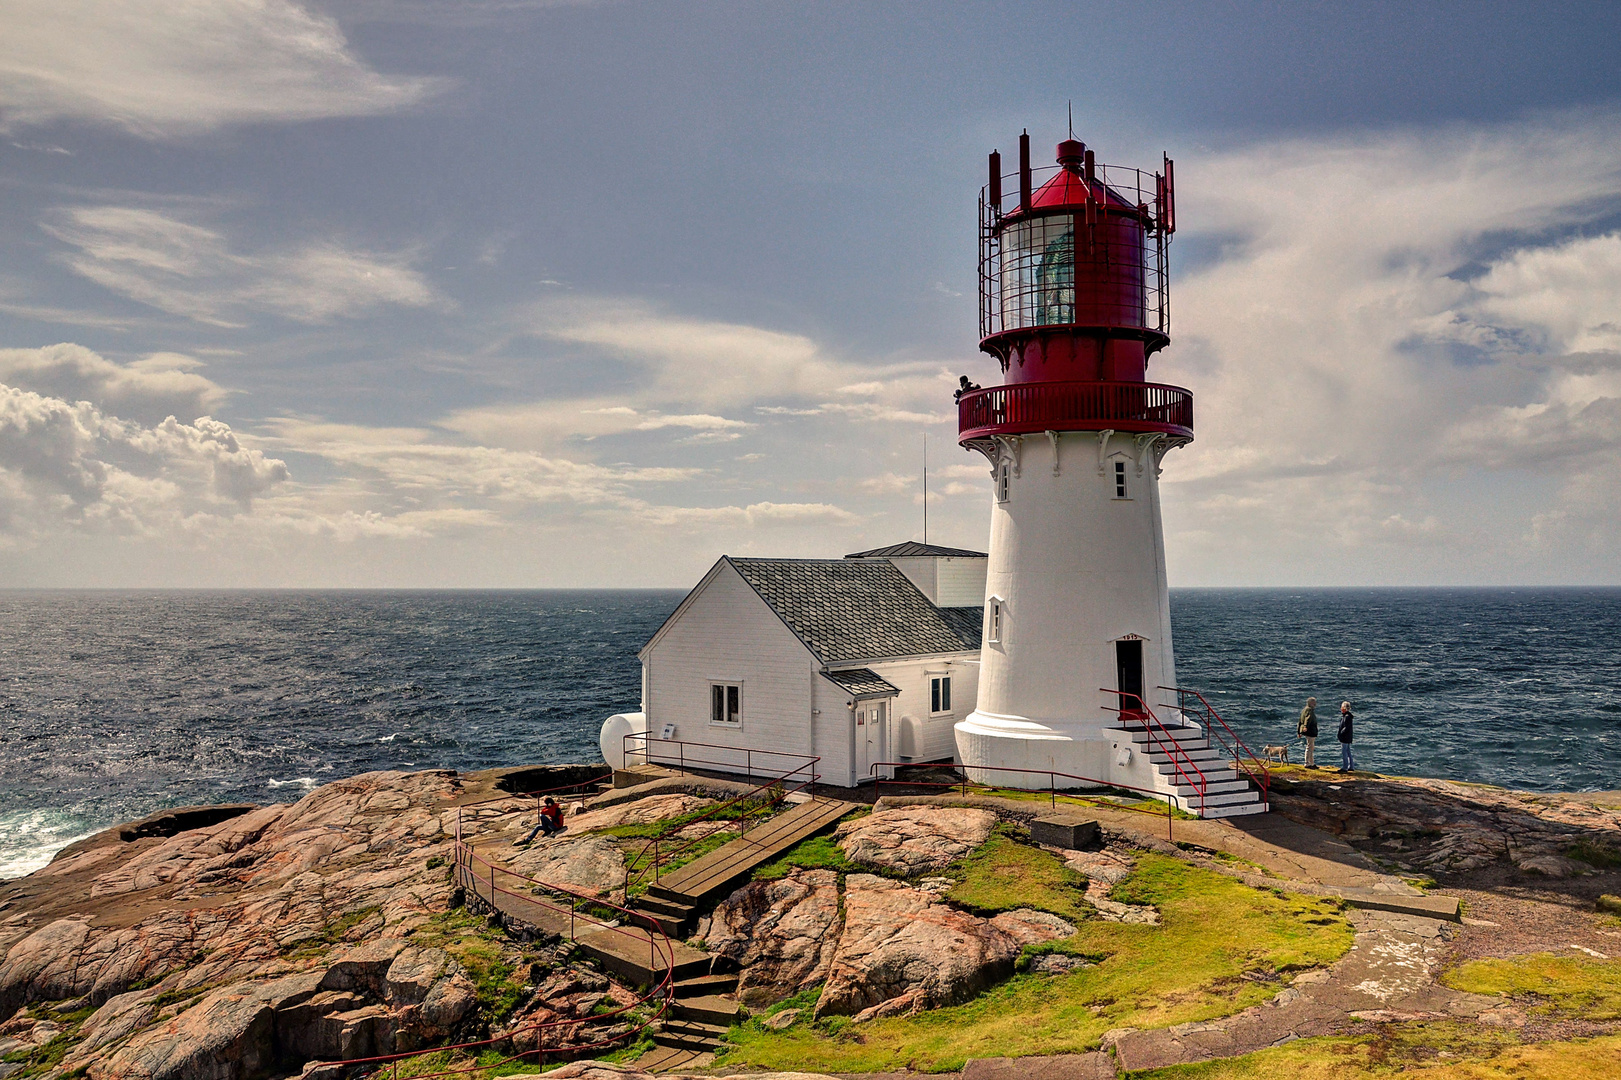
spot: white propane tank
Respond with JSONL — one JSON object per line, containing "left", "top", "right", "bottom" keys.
{"left": 896, "top": 714, "right": 921, "bottom": 762}
{"left": 599, "top": 712, "right": 647, "bottom": 771}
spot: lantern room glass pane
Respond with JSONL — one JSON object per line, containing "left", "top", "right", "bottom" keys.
{"left": 999, "top": 215, "right": 1074, "bottom": 330}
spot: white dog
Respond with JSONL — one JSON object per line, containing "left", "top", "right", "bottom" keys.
{"left": 1262, "top": 744, "right": 1290, "bottom": 764}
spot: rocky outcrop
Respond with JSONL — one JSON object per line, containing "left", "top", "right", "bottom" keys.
{"left": 1064, "top": 850, "right": 1158, "bottom": 924}
{"left": 0, "top": 770, "right": 489, "bottom": 1080}
{"left": 509, "top": 837, "right": 627, "bottom": 902}
{"left": 564, "top": 794, "right": 716, "bottom": 834}
{"left": 705, "top": 870, "right": 842, "bottom": 1007}
{"left": 815, "top": 874, "right": 1019, "bottom": 1019}
{"left": 834, "top": 807, "right": 998, "bottom": 876}
{"left": 1268, "top": 774, "right": 1621, "bottom": 879}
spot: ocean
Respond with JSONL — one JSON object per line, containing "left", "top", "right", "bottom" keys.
{"left": 3, "top": 587, "right": 1618, "bottom": 879}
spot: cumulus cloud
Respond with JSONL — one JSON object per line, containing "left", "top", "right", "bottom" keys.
{"left": 45, "top": 206, "right": 438, "bottom": 325}
{"left": 0, "top": 343, "right": 225, "bottom": 424}
{"left": 1158, "top": 112, "right": 1621, "bottom": 582}
{"left": 0, "top": 0, "right": 444, "bottom": 137}
{"left": 0, "top": 382, "right": 288, "bottom": 540}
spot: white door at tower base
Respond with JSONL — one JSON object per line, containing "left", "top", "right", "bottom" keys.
{"left": 855, "top": 699, "right": 888, "bottom": 783}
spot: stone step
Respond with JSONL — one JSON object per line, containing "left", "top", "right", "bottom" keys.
{"left": 1166, "top": 788, "right": 1263, "bottom": 808}
{"left": 670, "top": 993, "right": 741, "bottom": 1026}
{"left": 1157, "top": 775, "right": 1254, "bottom": 794}
{"left": 672, "top": 973, "right": 737, "bottom": 998}
{"left": 1194, "top": 801, "right": 1269, "bottom": 819}
{"left": 635, "top": 1045, "right": 715, "bottom": 1073}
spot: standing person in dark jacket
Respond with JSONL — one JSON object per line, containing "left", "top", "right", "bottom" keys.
{"left": 1337, "top": 702, "right": 1355, "bottom": 772}
{"left": 1298, "top": 697, "right": 1319, "bottom": 767}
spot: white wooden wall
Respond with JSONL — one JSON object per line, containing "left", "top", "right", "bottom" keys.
{"left": 641, "top": 562, "right": 820, "bottom": 783}
{"left": 867, "top": 656, "right": 979, "bottom": 764}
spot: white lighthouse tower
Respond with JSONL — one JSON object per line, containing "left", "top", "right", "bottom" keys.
{"left": 953, "top": 132, "right": 1266, "bottom": 817}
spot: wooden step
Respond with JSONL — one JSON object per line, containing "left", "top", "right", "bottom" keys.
{"left": 635, "top": 894, "right": 697, "bottom": 919}
{"left": 648, "top": 797, "right": 857, "bottom": 906}
{"left": 671, "top": 973, "right": 737, "bottom": 998}
{"left": 670, "top": 994, "right": 741, "bottom": 1026}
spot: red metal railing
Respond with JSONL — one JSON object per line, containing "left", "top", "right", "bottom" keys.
{"left": 1103, "top": 690, "right": 1207, "bottom": 816}
{"left": 1163, "top": 686, "right": 1270, "bottom": 811}
{"left": 619, "top": 732, "right": 821, "bottom": 888}
{"left": 869, "top": 761, "right": 1177, "bottom": 840}
{"left": 958, "top": 380, "right": 1193, "bottom": 441}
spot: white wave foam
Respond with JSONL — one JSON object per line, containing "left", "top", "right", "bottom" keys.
{"left": 0, "top": 808, "right": 104, "bottom": 881}
{"left": 267, "top": 777, "right": 317, "bottom": 789}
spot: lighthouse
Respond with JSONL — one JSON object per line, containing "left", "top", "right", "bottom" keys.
{"left": 953, "top": 131, "right": 1266, "bottom": 817}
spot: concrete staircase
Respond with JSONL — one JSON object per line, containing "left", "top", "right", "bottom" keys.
{"left": 1117, "top": 719, "right": 1267, "bottom": 819}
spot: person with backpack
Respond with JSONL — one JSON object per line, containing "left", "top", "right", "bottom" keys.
{"left": 1298, "top": 697, "right": 1319, "bottom": 767}
{"left": 1337, "top": 702, "right": 1355, "bottom": 773}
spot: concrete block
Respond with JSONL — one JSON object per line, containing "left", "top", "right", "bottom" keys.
{"left": 1030, "top": 816, "right": 1099, "bottom": 851}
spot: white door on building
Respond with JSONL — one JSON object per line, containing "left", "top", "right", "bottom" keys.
{"left": 855, "top": 699, "right": 887, "bottom": 783}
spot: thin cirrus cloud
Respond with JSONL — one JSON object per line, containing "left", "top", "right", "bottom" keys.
{"left": 44, "top": 205, "right": 438, "bottom": 326}
{"left": 0, "top": 0, "right": 445, "bottom": 137}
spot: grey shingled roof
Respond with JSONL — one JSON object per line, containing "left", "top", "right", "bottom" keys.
{"left": 727, "top": 557, "right": 981, "bottom": 663}
{"left": 822, "top": 668, "right": 901, "bottom": 696}
{"left": 845, "top": 541, "right": 987, "bottom": 559}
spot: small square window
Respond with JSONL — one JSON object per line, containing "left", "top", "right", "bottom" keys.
{"left": 710, "top": 682, "right": 742, "bottom": 726}
{"left": 996, "top": 462, "right": 1011, "bottom": 503}
{"left": 930, "top": 675, "right": 953, "bottom": 716}
{"left": 1114, "top": 460, "right": 1128, "bottom": 499}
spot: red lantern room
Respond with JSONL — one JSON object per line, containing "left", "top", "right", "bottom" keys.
{"left": 959, "top": 133, "right": 1192, "bottom": 444}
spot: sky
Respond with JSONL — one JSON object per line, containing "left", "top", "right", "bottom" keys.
{"left": 1, "top": 1, "right": 1620, "bottom": 588}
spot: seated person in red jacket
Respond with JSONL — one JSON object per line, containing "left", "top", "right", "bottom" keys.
{"left": 516, "top": 797, "right": 565, "bottom": 845}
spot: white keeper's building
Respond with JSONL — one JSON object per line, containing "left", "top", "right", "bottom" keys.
{"left": 599, "top": 542, "right": 985, "bottom": 788}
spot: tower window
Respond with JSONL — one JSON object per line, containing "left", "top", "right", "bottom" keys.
{"left": 930, "top": 675, "right": 953, "bottom": 716}
{"left": 1114, "top": 460, "right": 1128, "bottom": 499}
{"left": 710, "top": 682, "right": 742, "bottom": 727}
{"left": 997, "top": 462, "right": 1010, "bottom": 503}
{"left": 987, "top": 600, "right": 1002, "bottom": 643}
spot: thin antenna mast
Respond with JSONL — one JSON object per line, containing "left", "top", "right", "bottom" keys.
{"left": 1068, "top": 100, "right": 1073, "bottom": 139}
{"left": 922, "top": 433, "right": 929, "bottom": 544}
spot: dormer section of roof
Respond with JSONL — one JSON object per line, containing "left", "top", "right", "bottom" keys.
{"left": 844, "top": 541, "right": 988, "bottom": 608}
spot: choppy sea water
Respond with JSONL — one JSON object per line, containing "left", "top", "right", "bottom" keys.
{"left": 2, "top": 588, "right": 1618, "bottom": 879}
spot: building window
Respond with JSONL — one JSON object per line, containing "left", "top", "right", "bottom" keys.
{"left": 1114, "top": 460, "right": 1129, "bottom": 499}
{"left": 997, "top": 461, "right": 1010, "bottom": 503}
{"left": 710, "top": 682, "right": 742, "bottom": 727}
{"left": 987, "top": 600, "right": 1002, "bottom": 643}
{"left": 930, "top": 674, "right": 953, "bottom": 716}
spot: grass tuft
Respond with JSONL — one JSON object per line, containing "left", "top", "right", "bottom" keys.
{"left": 944, "top": 826, "right": 1092, "bottom": 923}
{"left": 1441, "top": 954, "right": 1621, "bottom": 1020}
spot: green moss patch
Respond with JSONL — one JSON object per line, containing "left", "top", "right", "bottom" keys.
{"left": 1566, "top": 839, "right": 1621, "bottom": 869}
{"left": 1441, "top": 954, "right": 1621, "bottom": 1020}
{"left": 944, "top": 827, "right": 1092, "bottom": 923}
{"left": 720, "top": 852, "right": 1352, "bottom": 1073}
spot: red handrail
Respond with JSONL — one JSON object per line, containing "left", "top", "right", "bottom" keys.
{"left": 1102, "top": 689, "right": 1207, "bottom": 815}
{"left": 620, "top": 732, "right": 822, "bottom": 888}
{"left": 870, "top": 760, "right": 1177, "bottom": 840}
{"left": 1162, "top": 685, "right": 1270, "bottom": 810}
